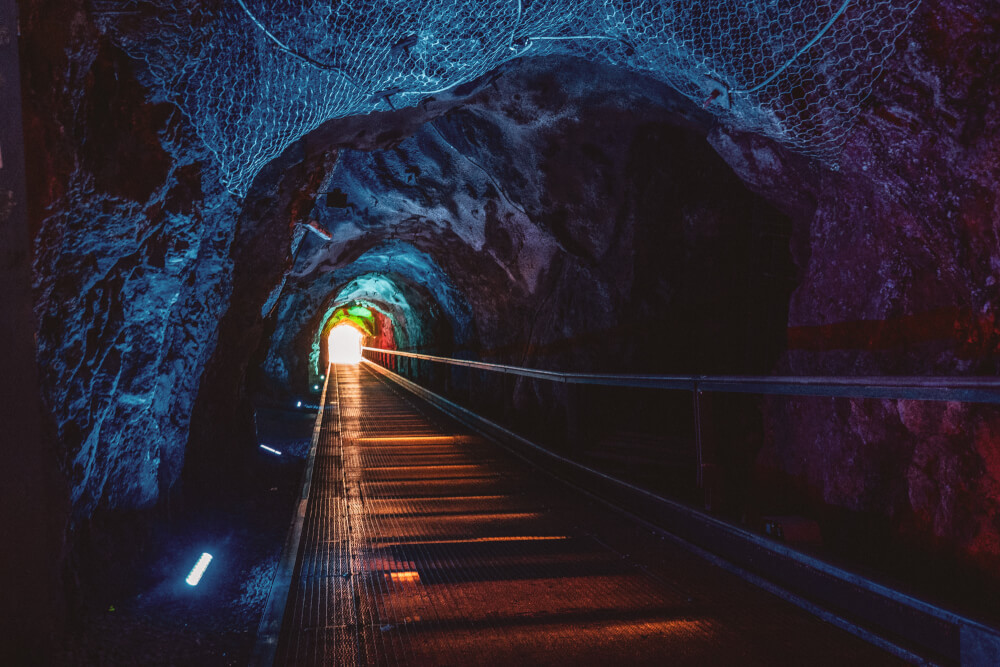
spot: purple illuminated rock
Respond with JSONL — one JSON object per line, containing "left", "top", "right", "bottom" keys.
{"left": 709, "top": 0, "right": 1000, "bottom": 580}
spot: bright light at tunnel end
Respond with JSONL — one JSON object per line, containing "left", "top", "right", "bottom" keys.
{"left": 328, "top": 324, "right": 364, "bottom": 365}
{"left": 185, "top": 552, "right": 213, "bottom": 586}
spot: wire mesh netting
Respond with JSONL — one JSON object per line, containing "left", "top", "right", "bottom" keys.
{"left": 101, "top": 0, "right": 921, "bottom": 195}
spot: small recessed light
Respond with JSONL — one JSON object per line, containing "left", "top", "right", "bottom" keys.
{"left": 186, "top": 553, "right": 213, "bottom": 586}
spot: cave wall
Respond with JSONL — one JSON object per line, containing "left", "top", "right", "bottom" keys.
{"left": 22, "top": 0, "right": 245, "bottom": 522}
{"left": 0, "top": 0, "right": 66, "bottom": 660}
{"left": 709, "top": 0, "right": 1000, "bottom": 584}
{"left": 262, "top": 57, "right": 795, "bottom": 403}
{"left": 17, "top": 1, "right": 349, "bottom": 638}
{"left": 12, "top": 0, "right": 1000, "bottom": 657}
{"left": 15, "top": 0, "right": 485, "bottom": 550}
{"left": 12, "top": 0, "right": 524, "bottom": 599}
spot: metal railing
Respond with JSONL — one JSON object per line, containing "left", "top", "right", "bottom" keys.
{"left": 363, "top": 346, "right": 1000, "bottom": 490}
{"left": 364, "top": 346, "right": 1000, "bottom": 402}
{"left": 362, "top": 347, "right": 1000, "bottom": 661}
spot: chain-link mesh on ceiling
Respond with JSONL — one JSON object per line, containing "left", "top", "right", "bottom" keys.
{"left": 103, "top": 0, "right": 921, "bottom": 195}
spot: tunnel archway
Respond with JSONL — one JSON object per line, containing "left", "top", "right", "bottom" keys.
{"left": 305, "top": 269, "right": 458, "bottom": 390}
{"left": 314, "top": 299, "right": 395, "bottom": 378}
{"left": 318, "top": 302, "right": 379, "bottom": 347}
{"left": 267, "top": 239, "right": 474, "bottom": 397}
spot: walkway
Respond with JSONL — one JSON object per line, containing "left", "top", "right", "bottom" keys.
{"left": 274, "top": 363, "right": 900, "bottom": 665}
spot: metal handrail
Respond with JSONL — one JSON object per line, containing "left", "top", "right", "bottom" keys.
{"left": 362, "top": 346, "right": 1000, "bottom": 404}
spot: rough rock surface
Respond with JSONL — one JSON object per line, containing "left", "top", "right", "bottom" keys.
{"left": 12, "top": 0, "right": 1000, "bottom": 659}
{"left": 263, "top": 57, "right": 795, "bottom": 400}
{"left": 709, "top": 0, "right": 1000, "bottom": 590}
{"left": 25, "top": 13, "right": 237, "bottom": 520}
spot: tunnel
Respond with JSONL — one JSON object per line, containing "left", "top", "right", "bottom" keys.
{"left": 2, "top": 0, "right": 1000, "bottom": 664}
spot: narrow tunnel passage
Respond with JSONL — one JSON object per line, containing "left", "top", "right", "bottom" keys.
{"left": 8, "top": 0, "right": 1000, "bottom": 663}
{"left": 271, "top": 362, "right": 900, "bottom": 665}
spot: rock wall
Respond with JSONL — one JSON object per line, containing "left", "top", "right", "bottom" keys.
{"left": 14, "top": 0, "right": 1000, "bottom": 655}
{"left": 0, "top": 0, "right": 66, "bottom": 660}
{"left": 23, "top": 4, "right": 238, "bottom": 521}
{"left": 22, "top": 3, "right": 238, "bottom": 521}
{"left": 709, "top": 0, "right": 1000, "bottom": 589}
{"left": 262, "top": 57, "right": 795, "bottom": 402}
{"left": 14, "top": 0, "right": 250, "bottom": 658}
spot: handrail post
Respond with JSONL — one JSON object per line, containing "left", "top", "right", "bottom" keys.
{"left": 502, "top": 368, "right": 511, "bottom": 421}
{"left": 565, "top": 380, "right": 580, "bottom": 452}
{"left": 444, "top": 359, "right": 452, "bottom": 397}
{"left": 468, "top": 366, "right": 475, "bottom": 408}
{"left": 693, "top": 385, "right": 718, "bottom": 512}
{"left": 693, "top": 384, "right": 704, "bottom": 489}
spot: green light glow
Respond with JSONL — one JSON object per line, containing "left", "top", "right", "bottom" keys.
{"left": 326, "top": 304, "right": 375, "bottom": 337}
{"left": 347, "top": 305, "right": 372, "bottom": 319}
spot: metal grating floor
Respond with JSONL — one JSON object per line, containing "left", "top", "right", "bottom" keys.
{"left": 273, "top": 364, "right": 903, "bottom": 666}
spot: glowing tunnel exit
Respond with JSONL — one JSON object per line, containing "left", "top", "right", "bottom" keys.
{"left": 312, "top": 299, "right": 397, "bottom": 379}
{"left": 328, "top": 324, "right": 364, "bottom": 364}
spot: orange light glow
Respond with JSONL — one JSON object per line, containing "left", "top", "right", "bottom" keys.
{"left": 377, "top": 536, "right": 568, "bottom": 547}
{"left": 328, "top": 324, "right": 363, "bottom": 364}
{"left": 355, "top": 436, "right": 474, "bottom": 444}
{"left": 386, "top": 571, "right": 421, "bottom": 583}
